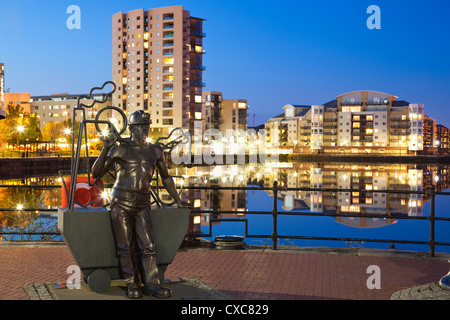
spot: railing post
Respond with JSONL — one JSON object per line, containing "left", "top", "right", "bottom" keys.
{"left": 429, "top": 185, "right": 436, "bottom": 257}
{"left": 272, "top": 181, "right": 278, "bottom": 250}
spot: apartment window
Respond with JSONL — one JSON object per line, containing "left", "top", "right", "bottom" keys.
{"left": 163, "top": 57, "right": 174, "bottom": 64}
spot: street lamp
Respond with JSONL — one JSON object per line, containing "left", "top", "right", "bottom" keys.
{"left": 16, "top": 125, "right": 24, "bottom": 151}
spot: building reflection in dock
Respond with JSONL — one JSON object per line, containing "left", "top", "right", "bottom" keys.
{"left": 254, "top": 162, "right": 448, "bottom": 229}
{"left": 164, "top": 162, "right": 449, "bottom": 236}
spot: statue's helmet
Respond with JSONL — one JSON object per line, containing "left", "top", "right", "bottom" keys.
{"left": 129, "top": 110, "right": 151, "bottom": 126}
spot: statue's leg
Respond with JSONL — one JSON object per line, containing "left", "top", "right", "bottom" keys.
{"left": 135, "top": 206, "right": 172, "bottom": 298}
{"left": 110, "top": 203, "right": 143, "bottom": 299}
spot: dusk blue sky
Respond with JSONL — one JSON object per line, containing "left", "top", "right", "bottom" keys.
{"left": 0, "top": 0, "right": 449, "bottom": 126}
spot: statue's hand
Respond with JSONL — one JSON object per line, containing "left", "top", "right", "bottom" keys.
{"left": 100, "top": 132, "right": 117, "bottom": 149}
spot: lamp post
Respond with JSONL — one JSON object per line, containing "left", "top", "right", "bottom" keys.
{"left": 17, "top": 125, "right": 24, "bottom": 155}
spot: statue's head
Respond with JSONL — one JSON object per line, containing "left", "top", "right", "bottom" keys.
{"left": 129, "top": 110, "right": 151, "bottom": 126}
{"left": 129, "top": 110, "right": 151, "bottom": 142}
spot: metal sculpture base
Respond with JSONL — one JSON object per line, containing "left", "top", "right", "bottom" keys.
{"left": 58, "top": 206, "right": 190, "bottom": 293}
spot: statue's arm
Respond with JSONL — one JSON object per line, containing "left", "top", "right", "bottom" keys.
{"left": 92, "top": 136, "right": 116, "bottom": 179}
{"left": 155, "top": 145, "right": 189, "bottom": 208}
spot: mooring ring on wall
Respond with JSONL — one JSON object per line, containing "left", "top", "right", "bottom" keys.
{"left": 94, "top": 106, "right": 128, "bottom": 137}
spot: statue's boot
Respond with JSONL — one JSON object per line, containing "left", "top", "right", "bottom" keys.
{"left": 141, "top": 254, "right": 172, "bottom": 298}
{"left": 120, "top": 254, "right": 143, "bottom": 299}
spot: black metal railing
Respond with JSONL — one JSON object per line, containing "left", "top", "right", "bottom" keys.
{"left": 1, "top": 183, "right": 449, "bottom": 257}
{"left": 186, "top": 183, "right": 450, "bottom": 257}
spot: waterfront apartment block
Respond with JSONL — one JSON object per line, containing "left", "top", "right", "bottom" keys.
{"left": 265, "top": 90, "right": 448, "bottom": 154}
{"left": 202, "top": 91, "right": 248, "bottom": 133}
{"left": 112, "top": 6, "right": 205, "bottom": 137}
{"left": 0, "top": 63, "right": 6, "bottom": 119}
{"left": 4, "top": 92, "right": 31, "bottom": 114}
{"left": 30, "top": 93, "right": 111, "bottom": 135}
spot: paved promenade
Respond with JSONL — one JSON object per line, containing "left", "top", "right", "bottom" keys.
{"left": 0, "top": 243, "right": 449, "bottom": 300}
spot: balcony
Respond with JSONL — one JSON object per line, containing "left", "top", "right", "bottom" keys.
{"left": 190, "top": 30, "right": 206, "bottom": 37}
{"left": 163, "top": 32, "right": 174, "bottom": 38}
{"left": 192, "top": 64, "right": 206, "bottom": 70}
{"left": 163, "top": 40, "right": 174, "bottom": 47}
{"left": 191, "top": 81, "right": 206, "bottom": 87}
{"left": 163, "top": 23, "right": 174, "bottom": 29}
{"left": 340, "top": 101, "right": 362, "bottom": 106}
{"left": 390, "top": 130, "right": 411, "bottom": 135}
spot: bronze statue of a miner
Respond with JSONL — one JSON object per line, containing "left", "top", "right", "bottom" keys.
{"left": 92, "top": 110, "right": 188, "bottom": 299}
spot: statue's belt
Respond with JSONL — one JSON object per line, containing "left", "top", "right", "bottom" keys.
{"left": 112, "top": 188, "right": 151, "bottom": 203}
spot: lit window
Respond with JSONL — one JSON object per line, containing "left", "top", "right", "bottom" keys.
{"left": 195, "top": 95, "right": 202, "bottom": 103}
{"left": 163, "top": 57, "right": 174, "bottom": 64}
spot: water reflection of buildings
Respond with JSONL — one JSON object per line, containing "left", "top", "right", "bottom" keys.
{"left": 167, "top": 165, "right": 248, "bottom": 235}
{"left": 255, "top": 163, "right": 449, "bottom": 229}
{"left": 2, "top": 163, "right": 449, "bottom": 238}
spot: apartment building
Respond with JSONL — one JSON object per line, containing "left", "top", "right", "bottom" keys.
{"left": 265, "top": 90, "right": 443, "bottom": 154}
{"left": 202, "top": 91, "right": 248, "bottom": 133}
{"left": 0, "top": 63, "right": 5, "bottom": 119}
{"left": 112, "top": 6, "right": 205, "bottom": 137}
{"left": 4, "top": 92, "right": 31, "bottom": 114}
{"left": 437, "top": 125, "right": 450, "bottom": 149}
{"left": 265, "top": 104, "right": 311, "bottom": 147}
{"left": 30, "top": 93, "right": 111, "bottom": 135}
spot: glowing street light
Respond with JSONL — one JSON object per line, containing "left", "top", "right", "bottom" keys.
{"left": 16, "top": 125, "right": 25, "bottom": 151}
